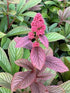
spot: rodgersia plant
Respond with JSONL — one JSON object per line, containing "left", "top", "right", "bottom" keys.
{"left": 11, "top": 13, "right": 69, "bottom": 93}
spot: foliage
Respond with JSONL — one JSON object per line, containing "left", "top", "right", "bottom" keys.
{"left": 0, "top": 0, "right": 70, "bottom": 93}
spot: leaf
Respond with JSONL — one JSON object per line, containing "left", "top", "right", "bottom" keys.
{"left": 0, "top": 87, "right": 11, "bottom": 93}
{"left": 37, "top": 72, "right": 53, "bottom": 81}
{"left": 11, "top": 71, "right": 36, "bottom": 92}
{"left": 0, "top": 47, "right": 11, "bottom": 73}
{"left": 45, "top": 56, "right": 69, "bottom": 73}
{"left": 30, "top": 47, "right": 46, "bottom": 70}
{"left": 7, "top": 26, "right": 31, "bottom": 37}
{"left": 15, "top": 59, "right": 34, "bottom": 70}
{"left": 30, "top": 82, "right": 49, "bottom": 93}
{"left": 60, "top": 43, "right": 70, "bottom": 51}
{"left": 59, "top": 80, "right": 70, "bottom": 93}
{"left": 63, "top": 7, "right": 70, "bottom": 18}
{"left": 0, "top": 32, "right": 6, "bottom": 38}
{"left": 47, "top": 86, "right": 65, "bottom": 93}
{"left": 1, "top": 37, "right": 11, "bottom": 49}
{"left": 45, "top": 1, "right": 56, "bottom": 5}
{"left": 9, "top": 10, "right": 16, "bottom": 16}
{"left": 14, "top": 36, "right": 32, "bottom": 49}
{"left": 8, "top": 40, "right": 23, "bottom": 74}
{"left": 17, "top": 0, "right": 26, "bottom": 13}
{"left": 44, "top": 70, "right": 56, "bottom": 86}
{"left": 0, "top": 72, "right": 12, "bottom": 89}
{"left": 8, "top": 0, "right": 19, "bottom": 4}
{"left": 39, "top": 35, "right": 49, "bottom": 48}
{"left": 16, "top": 16, "right": 24, "bottom": 22}
{"left": 65, "top": 22, "right": 70, "bottom": 36}
{"left": 49, "top": 23, "right": 58, "bottom": 32}
{"left": 61, "top": 57, "right": 70, "bottom": 81}
{"left": 23, "top": 11, "right": 36, "bottom": 17}
{"left": 20, "top": 0, "right": 42, "bottom": 13}
{"left": 23, "top": 49, "right": 30, "bottom": 59}
{"left": 0, "top": 16, "right": 7, "bottom": 32}
{"left": 44, "top": 47, "right": 53, "bottom": 56}
{"left": 45, "top": 32, "right": 65, "bottom": 42}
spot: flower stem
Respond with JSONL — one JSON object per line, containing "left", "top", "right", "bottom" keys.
{"left": 36, "top": 35, "right": 39, "bottom": 42}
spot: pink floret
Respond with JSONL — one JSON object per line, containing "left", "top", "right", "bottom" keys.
{"left": 28, "top": 32, "right": 34, "bottom": 39}
{"left": 33, "top": 42, "right": 40, "bottom": 47}
{"left": 31, "top": 13, "right": 46, "bottom": 36}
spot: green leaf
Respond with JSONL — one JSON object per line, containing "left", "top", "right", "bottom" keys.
{"left": 49, "top": 23, "right": 58, "bottom": 32}
{"left": 9, "top": 10, "right": 16, "bottom": 15}
{"left": 0, "top": 87, "right": 11, "bottom": 93}
{"left": 20, "top": 0, "right": 42, "bottom": 13}
{"left": 0, "top": 16, "right": 7, "bottom": 32}
{"left": 0, "top": 32, "right": 6, "bottom": 38}
{"left": 0, "top": 47, "right": 11, "bottom": 73}
{"left": 8, "top": 40, "right": 23, "bottom": 74}
{"left": 45, "top": 1, "right": 56, "bottom": 5}
{"left": 23, "top": 49, "right": 30, "bottom": 59}
{"left": 16, "top": 16, "right": 24, "bottom": 22}
{"left": 7, "top": 26, "right": 31, "bottom": 37}
{"left": 23, "top": 11, "right": 36, "bottom": 17}
{"left": 1, "top": 37, "right": 11, "bottom": 49}
{"left": 0, "top": 1, "right": 5, "bottom": 4}
{"left": 8, "top": 0, "right": 19, "bottom": 4}
{"left": 60, "top": 80, "right": 70, "bottom": 93}
{"left": 46, "top": 32, "right": 65, "bottom": 42}
{"left": 0, "top": 72, "right": 12, "bottom": 89}
{"left": 65, "top": 20, "right": 70, "bottom": 37}
{"left": 61, "top": 57, "right": 70, "bottom": 81}
{"left": 60, "top": 43, "right": 70, "bottom": 51}
{"left": 17, "top": 0, "right": 26, "bottom": 13}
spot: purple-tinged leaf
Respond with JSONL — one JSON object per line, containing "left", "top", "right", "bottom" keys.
{"left": 15, "top": 59, "right": 34, "bottom": 70}
{"left": 39, "top": 35, "right": 49, "bottom": 48}
{"left": 46, "top": 86, "right": 65, "bottom": 93}
{"left": 30, "top": 47, "right": 46, "bottom": 70}
{"left": 30, "top": 82, "right": 49, "bottom": 93}
{"left": 29, "top": 5, "right": 42, "bottom": 11}
{"left": 64, "top": 20, "right": 70, "bottom": 24}
{"left": 45, "top": 56, "right": 69, "bottom": 73}
{"left": 65, "top": 11, "right": 70, "bottom": 18}
{"left": 63, "top": 7, "right": 70, "bottom": 18}
{"left": 14, "top": 36, "right": 32, "bottom": 49}
{"left": 58, "top": 10, "right": 63, "bottom": 18}
{"left": 11, "top": 71, "right": 36, "bottom": 92}
{"left": 44, "top": 47, "right": 53, "bottom": 56}
{"left": 37, "top": 72, "right": 53, "bottom": 81}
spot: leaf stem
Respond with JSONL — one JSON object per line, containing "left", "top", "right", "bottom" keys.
{"left": 9, "top": 17, "right": 16, "bottom": 29}
{"left": 58, "top": 21, "right": 62, "bottom": 27}
{"left": 7, "top": 0, "right": 9, "bottom": 30}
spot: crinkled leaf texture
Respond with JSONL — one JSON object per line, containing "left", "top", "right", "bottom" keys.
{"left": 11, "top": 71, "right": 36, "bottom": 92}
{"left": 15, "top": 59, "right": 34, "bottom": 70}
{"left": 45, "top": 56, "right": 69, "bottom": 73}
{"left": 30, "top": 47, "right": 46, "bottom": 70}
{"left": 58, "top": 7, "right": 70, "bottom": 24}
{"left": 39, "top": 35, "right": 49, "bottom": 48}
{"left": 30, "top": 82, "right": 49, "bottom": 93}
{"left": 47, "top": 86, "right": 65, "bottom": 93}
{"left": 37, "top": 72, "right": 53, "bottom": 82}
{"left": 14, "top": 36, "right": 32, "bottom": 49}
{"left": 44, "top": 47, "right": 53, "bottom": 56}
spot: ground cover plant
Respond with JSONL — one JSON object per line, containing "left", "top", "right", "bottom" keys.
{"left": 0, "top": 0, "right": 70, "bottom": 93}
